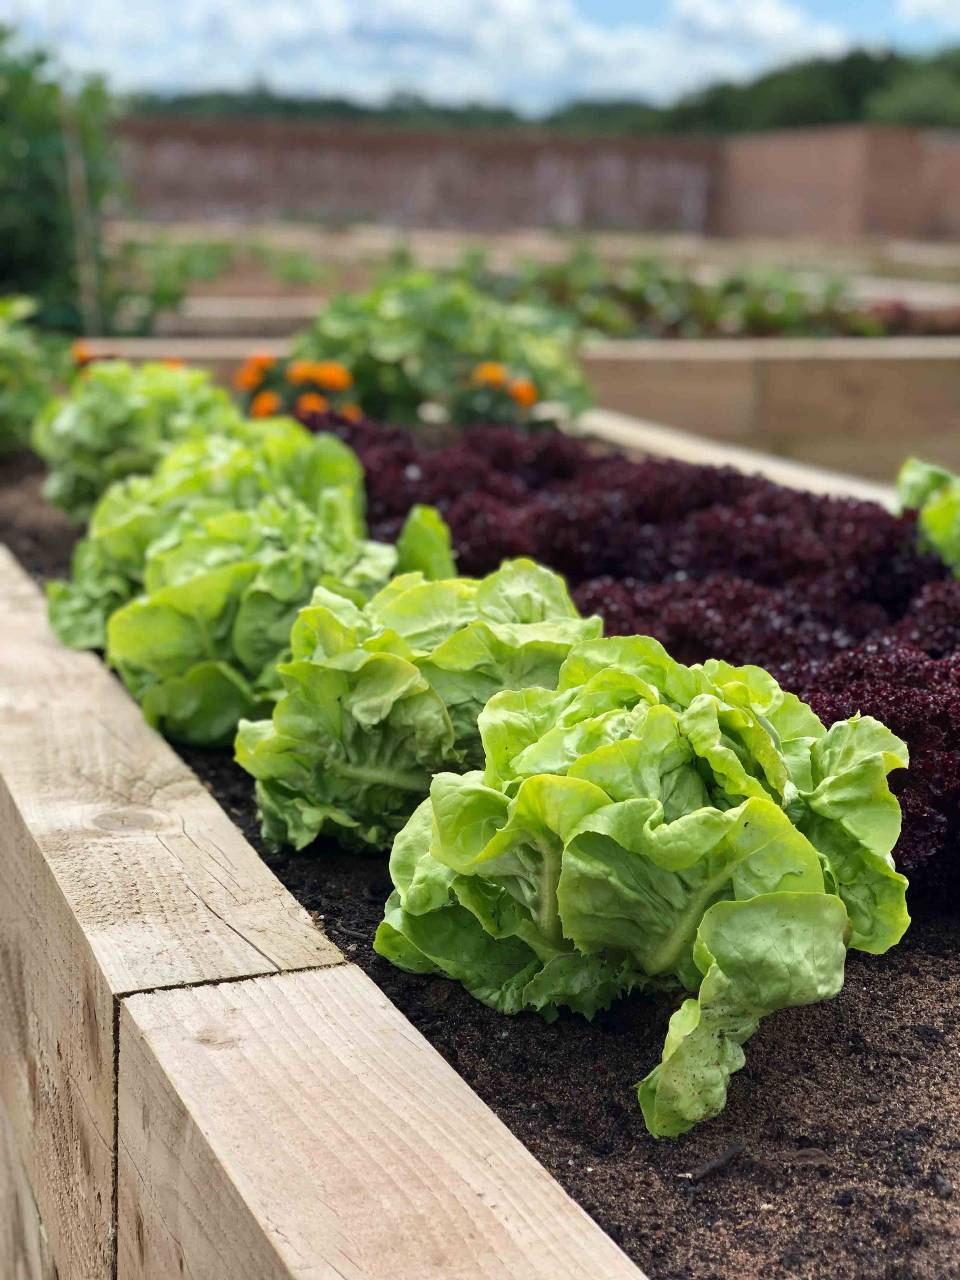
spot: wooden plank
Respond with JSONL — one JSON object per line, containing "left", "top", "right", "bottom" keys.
{"left": 118, "top": 966, "right": 643, "bottom": 1280}
{"left": 0, "top": 546, "right": 339, "bottom": 1279}
{"left": 579, "top": 407, "right": 896, "bottom": 506}
{"left": 0, "top": 1101, "right": 56, "bottom": 1280}
{"left": 582, "top": 349, "right": 757, "bottom": 442}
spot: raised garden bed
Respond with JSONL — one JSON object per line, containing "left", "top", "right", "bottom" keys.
{"left": 81, "top": 334, "right": 960, "bottom": 483}
{"left": 4, "top": 418, "right": 960, "bottom": 1279}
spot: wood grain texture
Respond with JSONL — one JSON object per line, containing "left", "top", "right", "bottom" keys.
{"left": 0, "top": 767, "right": 115, "bottom": 1278}
{"left": 0, "top": 546, "right": 339, "bottom": 1277}
{"left": 583, "top": 349, "right": 757, "bottom": 443}
{"left": 0, "top": 1100, "right": 56, "bottom": 1280}
{"left": 0, "top": 546, "right": 337, "bottom": 991}
{"left": 580, "top": 407, "right": 896, "bottom": 507}
{"left": 118, "top": 966, "right": 644, "bottom": 1280}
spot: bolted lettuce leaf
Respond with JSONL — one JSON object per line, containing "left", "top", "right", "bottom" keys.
{"left": 105, "top": 489, "right": 441, "bottom": 747}
{"left": 374, "top": 634, "right": 909, "bottom": 1137}
{"left": 235, "top": 559, "right": 604, "bottom": 851}
{"left": 47, "top": 419, "right": 364, "bottom": 651}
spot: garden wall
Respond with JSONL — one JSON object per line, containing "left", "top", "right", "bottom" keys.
{"left": 114, "top": 118, "right": 718, "bottom": 231}
{"left": 115, "top": 118, "right": 960, "bottom": 239}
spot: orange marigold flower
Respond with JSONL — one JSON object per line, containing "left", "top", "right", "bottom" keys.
{"left": 71, "top": 339, "right": 93, "bottom": 365}
{"left": 233, "top": 361, "right": 263, "bottom": 392}
{"left": 295, "top": 392, "right": 329, "bottom": 416}
{"left": 508, "top": 376, "right": 538, "bottom": 409}
{"left": 471, "top": 361, "right": 508, "bottom": 387}
{"left": 286, "top": 359, "right": 317, "bottom": 385}
{"left": 339, "top": 402, "right": 363, "bottom": 423}
{"left": 311, "top": 361, "right": 353, "bottom": 392}
{"left": 250, "top": 390, "right": 282, "bottom": 418}
{"left": 163, "top": 358, "right": 184, "bottom": 369}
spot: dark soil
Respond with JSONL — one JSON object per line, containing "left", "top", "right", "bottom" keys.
{"left": 4, "top": 453, "right": 960, "bottom": 1280}
{"left": 0, "top": 451, "right": 79, "bottom": 580}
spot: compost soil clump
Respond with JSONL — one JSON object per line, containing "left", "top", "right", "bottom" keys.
{"left": 3, "top": 455, "right": 960, "bottom": 1280}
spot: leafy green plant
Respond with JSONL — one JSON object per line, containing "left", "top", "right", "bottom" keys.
{"left": 236, "top": 559, "right": 603, "bottom": 851}
{"left": 33, "top": 360, "right": 242, "bottom": 521}
{"left": 375, "top": 634, "right": 910, "bottom": 1137}
{"left": 896, "top": 456, "right": 960, "bottom": 574}
{"left": 282, "top": 271, "right": 589, "bottom": 427}
{"left": 455, "top": 246, "right": 883, "bottom": 340}
{"left": 0, "top": 296, "right": 66, "bottom": 452}
{"left": 103, "top": 239, "right": 235, "bottom": 336}
{"left": 47, "top": 418, "right": 364, "bottom": 650}
{"left": 106, "top": 488, "right": 417, "bottom": 746}
{"left": 0, "top": 27, "right": 114, "bottom": 332}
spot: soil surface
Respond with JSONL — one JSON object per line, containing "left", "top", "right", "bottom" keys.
{"left": 4, "top": 453, "right": 959, "bottom": 1280}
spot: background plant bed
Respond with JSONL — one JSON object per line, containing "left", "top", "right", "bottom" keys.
{"left": 82, "top": 333, "right": 960, "bottom": 482}
{"left": 4, "top": 425, "right": 960, "bottom": 1279}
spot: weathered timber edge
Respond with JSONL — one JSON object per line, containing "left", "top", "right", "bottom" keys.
{"left": 0, "top": 544, "right": 641, "bottom": 1280}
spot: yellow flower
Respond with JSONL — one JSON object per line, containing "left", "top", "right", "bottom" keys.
{"left": 250, "top": 390, "right": 282, "bottom": 418}
{"left": 471, "top": 361, "right": 508, "bottom": 387}
{"left": 295, "top": 391, "right": 330, "bottom": 417}
{"left": 508, "top": 377, "right": 538, "bottom": 409}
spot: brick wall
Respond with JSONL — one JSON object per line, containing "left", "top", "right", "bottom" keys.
{"left": 114, "top": 118, "right": 960, "bottom": 240}
{"left": 115, "top": 118, "right": 719, "bottom": 231}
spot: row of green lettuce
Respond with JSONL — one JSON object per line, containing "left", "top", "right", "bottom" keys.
{"left": 28, "top": 359, "right": 928, "bottom": 1141}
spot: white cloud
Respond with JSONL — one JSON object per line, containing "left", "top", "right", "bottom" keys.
{"left": 898, "top": 0, "right": 960, "bottom": 25}
{"left": 1, "top": 0, "right": 850, "bottom": 110}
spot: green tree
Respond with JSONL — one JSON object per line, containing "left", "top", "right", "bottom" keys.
{"left": 0, "top": 26, "right": 114, "bottom": 331}
{"left": 866, "top": 67, "right": 960, "bottom": 128}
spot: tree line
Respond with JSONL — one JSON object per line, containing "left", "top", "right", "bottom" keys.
{"left": 131, "top": 48, "right": 960, "bottom": 132}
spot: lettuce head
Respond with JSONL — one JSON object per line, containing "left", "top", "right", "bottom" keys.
{"left": 106, "top": 491, "right": 449, "bottom": 747}
{"left": 33, "top": 360, "right": 243, "bottom": 521}
{"left": 47, "top": 419, "right": 364, "bottom": 650}
{"left": 897, "top": 456, "right": 960, "bottom": 574}
{"left": 235, "top": 559, "right": 604, "bottom": 851}
{"left": 374, "top": 634, "right": 910, "bottom": 1138}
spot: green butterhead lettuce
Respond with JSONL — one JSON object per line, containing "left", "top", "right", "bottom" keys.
{"left": 32, "top": 360, "right": 243, "bottom": 521}
{"left": 235, "top": 558, "right": 603, "bottom": 850}
{"left": 47, "top": 419, "right": 364, "bottom": 650}
{"left": 896, "top": 455, "right": 960, "bottom": 574}
{"left": 105, "top": 487, "right": 424, "bottom": 746}
{"left": 375, "top": 634, "right": 909, "bottom": 1137}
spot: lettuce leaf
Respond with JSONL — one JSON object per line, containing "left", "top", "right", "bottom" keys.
{"left": 374, "top": 634, "right": 909, "bottom": 1137}
{"left": 47, "top": 419, "right": 364, "bottom": 650}
{"left": 896, "top": 455, "right": 960, "bottom": 574}
{"left": 105, "top": 488, "right": 430, "bottom": 747}
{"left": 235, "top": 559, "right": 604, "bottom": 851}
{"left": 32, "top": 360, "right": 243, "bottom": 521}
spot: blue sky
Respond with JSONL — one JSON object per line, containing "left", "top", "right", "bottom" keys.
{"left": 2, "top": 0, "right": 958, "bottom": 110}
